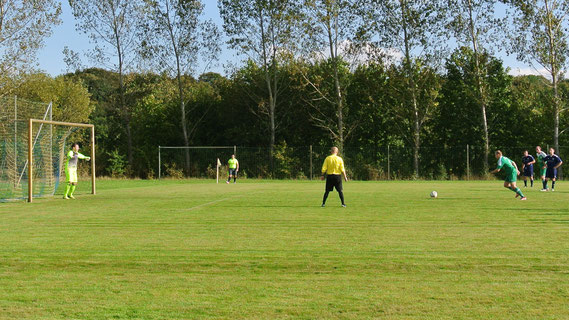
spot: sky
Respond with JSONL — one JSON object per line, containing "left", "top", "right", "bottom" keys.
{"left": 36, "top": 1, "right": 547, "bottom": 78}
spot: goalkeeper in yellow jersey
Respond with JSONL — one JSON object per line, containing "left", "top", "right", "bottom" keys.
{"left": 64, "top": 143, "right": 90, "bottom": 199}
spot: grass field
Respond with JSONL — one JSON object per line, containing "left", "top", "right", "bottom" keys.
{"left": 1, "top": 179, "right": 568, "bottom": 319}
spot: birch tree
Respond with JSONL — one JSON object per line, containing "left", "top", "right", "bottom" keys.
{"left": 504, "top": 0, "right": 569, "bottom": 156}
{"left": 141, "top": 0, "right": 220, "bottom": 174}
{"left": 219, "top": 0, "right": 299, "bottom": 165}
{"left": 69, "top": 0, "right": 143, "bottom": 168}
{"left": 447, "top": 0, "right": 502, "bottom": 171}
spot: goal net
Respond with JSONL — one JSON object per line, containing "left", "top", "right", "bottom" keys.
{"left": 0, "top": 113, "right": 95, "bottom": 202}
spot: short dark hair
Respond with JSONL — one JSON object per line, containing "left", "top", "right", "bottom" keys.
{"left": 72, "top": 143, "right": 80, "bottom": 148}
{"left": 495, "top": 150, "right": 502, "bottom": 156}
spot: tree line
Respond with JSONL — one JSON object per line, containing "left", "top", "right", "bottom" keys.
{"left": 1, "top": 0, "right": 568, "bottom": 179}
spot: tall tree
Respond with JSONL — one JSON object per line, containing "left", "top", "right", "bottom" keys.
{"left": 504, "top": 0, "right": 569, "bottom": 156}
{"left": 0, "top": 0, "right": 61, "bottom": 89}
{"left": 362, "top": 0, "right": 446, "bottom": 177}
{"left": 141, "top": 0, "right": 220, "bottom": 174}
{"left": 447, "top": 0, "right": 502, "bottom": 171}
{"left": 299, "top": 0, "right": 361, "bottom": 152}
{"left": 69, "top": 0, "right": 143, "bottom": 168}
{"left": 218, "top": 0, "right": 299, "bottom": 168}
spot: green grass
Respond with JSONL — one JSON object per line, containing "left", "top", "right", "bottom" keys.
{"left": 1, "top": 179, "right": 568, "bottom": 319}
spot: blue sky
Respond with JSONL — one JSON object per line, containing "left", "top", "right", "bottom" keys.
{"left": 37, "top": 1, "right": 542, "bottom": 78}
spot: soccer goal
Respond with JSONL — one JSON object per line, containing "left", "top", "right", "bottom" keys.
{"left": 25, "top": 119, "right": 96, "bottom": 202}
{"left": 158, "top": 146, "right": 236, "bottom": 179}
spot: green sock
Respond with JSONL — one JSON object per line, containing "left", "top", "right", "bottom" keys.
{"left": 69, "top": 185, "right": 76, "bottom": 196}
{"left": 515, "top": 188, "right": 524, "bottom": 197}
{"left": 64, "top": 184, "right": 71, "bottom": 197}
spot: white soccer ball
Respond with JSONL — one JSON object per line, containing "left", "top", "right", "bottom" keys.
{"left": 430, "top": 191, "right": 438, "bottom": 198}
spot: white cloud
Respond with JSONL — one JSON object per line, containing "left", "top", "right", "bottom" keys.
{"left": 507, "top": 67, "right": 563, "bottom": 80}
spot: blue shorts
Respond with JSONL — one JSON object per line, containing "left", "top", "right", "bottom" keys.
{"left": 546, "top": 167, "right": 557, "bottom": 179}
{"left": 523, "top": 166, "right": 533, "bottom": 177}
{"left": 228, "top": 168, "right": 237, "bottom": 176}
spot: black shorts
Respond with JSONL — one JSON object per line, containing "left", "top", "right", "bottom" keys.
{"left": 325, "top": 174, "right": 343, "bottom": 192}
{"left": 546, "top": 167, "right": 557, "bottom": 179}
{"left": 228, "top": 168, "right": 237, "bottom": 176}
{"left": 523, "top": 166, "right": 533, "bottom": 177}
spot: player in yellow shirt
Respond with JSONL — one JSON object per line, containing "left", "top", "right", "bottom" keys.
{"left": 321, "top": 147, "right": 348, "bottom": 207}
{"left": 226, "top": 154, "right": 239, "bottom": 184}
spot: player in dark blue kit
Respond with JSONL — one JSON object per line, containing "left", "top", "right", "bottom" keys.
{"left": 521, "top": 150, "right": 535, "bottom": 187}
{"left": 543, "top": 148, "right": 563, "bottom": 192}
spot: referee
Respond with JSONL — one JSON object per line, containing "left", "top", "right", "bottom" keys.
{"left": 321, "top": 147, "right": 348, "bottom": 207}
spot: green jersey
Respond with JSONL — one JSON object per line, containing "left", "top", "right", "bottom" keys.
{"left": 536, "top": 151, "right": 547, "bottom": 166}
{"left": 228, "top": 158, "right": 238, "bottom": 169}
{"left": 497, "top": 156, "right": 517, "bottom": 182}
{"left": 496, "top": 156, "right": 515, "bottom": 172}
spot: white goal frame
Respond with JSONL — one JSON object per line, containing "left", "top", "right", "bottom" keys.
{"left": 28, "top": 119, "right": 96, "bottom": 203}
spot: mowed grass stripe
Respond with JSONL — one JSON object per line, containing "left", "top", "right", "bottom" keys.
{"left": 0, "top": 180, "right": 568, "bottom": 319}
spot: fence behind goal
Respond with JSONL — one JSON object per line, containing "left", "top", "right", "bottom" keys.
{"left": 158, "top": 144, "right": 567, "bottom": 180}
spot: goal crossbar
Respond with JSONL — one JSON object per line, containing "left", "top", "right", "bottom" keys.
{"left": 28, "top": 119, "right": 96, "bottom": 202}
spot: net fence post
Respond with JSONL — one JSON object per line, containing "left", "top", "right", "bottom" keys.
{"left": 467, "top": 144, "right": 470, "bottom": 181}
{"left": 310, "top": 145, "right": 313, "bottom": 180}
{"left": 158, "top": 146, "right": 161, "bottom": 180}
{"left": 91, "top": 125, "right": 96, "bottom": 195}
{"left": 28, "top": 119, "right": 33, "bottom": 203}
{"left": 14, "top": 95, "right": 17, "bottom": 188}
{"left": 387, "top": 144, "right": 391, "bottom": 180}
{"left": 234, "top": 145, "right": 236, "bottom": 156}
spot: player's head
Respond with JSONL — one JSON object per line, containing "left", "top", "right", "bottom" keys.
{"left": 330, "top": 147, "right": 338, "bottom": 155}
{"left": 549, "top": 147, "right": 555, "bottom": 155}
{"left": 231, "top": 154, "right": 235, "bottom": 159}
{"left": 495, "top": 150, "right": 502, "bottom": 159}
{"left": 536, "top": 146, "right": 542, "bottom": 153}
{"left": 72, "top": 143, "right": 80, "bottom": 151}
{"left": 523, "top": 150, "right": 529, "bottom": 156}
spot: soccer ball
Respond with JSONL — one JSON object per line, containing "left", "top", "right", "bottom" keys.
{"left": 430, "top": 191, "right": 438, "bottom": 198}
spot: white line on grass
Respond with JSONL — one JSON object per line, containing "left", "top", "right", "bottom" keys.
{"left": 186, "top": 197, "right": 236, "bottom": 211}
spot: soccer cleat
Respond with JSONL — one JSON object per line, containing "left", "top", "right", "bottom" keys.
{"left": 551, "top": 189, "right": 555, "bottom": 192}
{"left": 540, "top": 189, "right": 548, "bottom": 192}
{"left": 520, "top": 197, "right": 527, "bottom": 201}
{"left": 69, "top": 195, "right": 75, "bottom": 199}
{"left": 342, "top": 204, "right": 346, "bottom": 208}
{"left": 321, "top": 204, "right": 325, "bottom": 207}
{"left": 226, "top": 181, "right": 230, "bottom": 184}
{"left": 63, "top": 196, "right": 70, "bottom": 200}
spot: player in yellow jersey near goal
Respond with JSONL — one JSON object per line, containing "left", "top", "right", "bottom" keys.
{"left": 226, "top": 154, "right": 239, "bottom": 184}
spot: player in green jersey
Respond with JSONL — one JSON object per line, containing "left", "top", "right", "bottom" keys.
{"left": 535, "top": 146, "right": 548, "bottom": 191}
{"left": 490, "top": 150, "right": 526, "bottom": 200}
{"left": 226, "top": 154, "right": 239, "bottom": 184}
{"left": 64, "top": 143, "right": 90, "bottom": 199}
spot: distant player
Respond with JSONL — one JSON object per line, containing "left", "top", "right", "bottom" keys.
{"left": 521, "top": 150, "right": 535, "bottom": 187}
{"left": 64, "top": 143, "right": 90, "bottom": 199}
{"left": 536, "top": 146, "right": 548, "bottom": 191}
{"left": 226, "top": 154, "right": 239, "bottom": 184}
{"left": 321, "top": 147, "right": 348, "bottom": 207}
{"left": 543, "top": 148, "right": 563, "bottom": 191}
{"left": 490, "top": 150, "right": 526, "bottom": 200}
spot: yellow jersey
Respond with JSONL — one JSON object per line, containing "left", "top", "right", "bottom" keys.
{"left": 322, "top": 154, "right": 345, "bottom": 175}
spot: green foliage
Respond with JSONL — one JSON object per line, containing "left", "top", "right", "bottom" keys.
{"left": 106, "top": 149, "right": 127, "bottom": 178}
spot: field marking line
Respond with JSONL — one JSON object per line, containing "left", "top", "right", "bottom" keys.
{"left": 185, "top": 190, "right": 261, "bottom": 211}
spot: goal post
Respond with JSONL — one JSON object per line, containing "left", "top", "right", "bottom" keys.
{"left": 28, "top": 119, "right": 96, "bottom": 203}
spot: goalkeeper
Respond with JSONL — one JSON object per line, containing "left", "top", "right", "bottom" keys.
{"left": 64, "top": 143, "right": 90, "bottom": 199}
